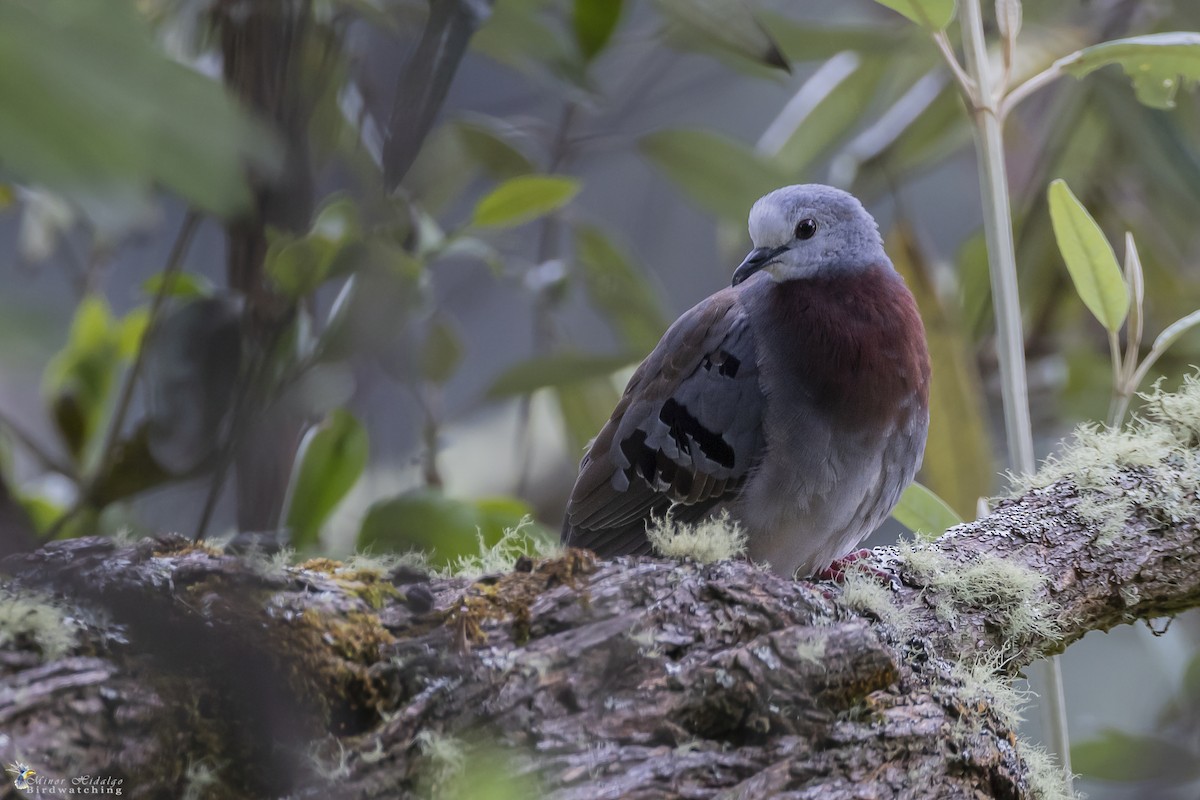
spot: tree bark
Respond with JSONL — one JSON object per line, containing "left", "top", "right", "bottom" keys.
{"left": 1, "top": 383, "right": 1198, "bottom": 799}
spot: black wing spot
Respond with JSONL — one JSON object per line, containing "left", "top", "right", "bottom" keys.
{"left": 700, "top": 351, "right": 740, "bottom": 378}
{"left": 659, "top": 398, "right": 736, "bottom": 469}
{"left": 718, "top": 353, "right": 740, "bottom": 377}
{"left": 620, "top": 429, "right": 658, "bottom": 485}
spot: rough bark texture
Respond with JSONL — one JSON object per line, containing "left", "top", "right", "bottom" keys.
{"left": 1, "top": 384, "right": 1198, "bottom": 799}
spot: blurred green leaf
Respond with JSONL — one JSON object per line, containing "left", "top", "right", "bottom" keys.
{"left": 43, "top": 295, "right": 123, "bottom": 461}
{"left": 87, "top": 423, "right": 173, "bottom": 507}
{"left": 1048, "top": 179, "right": 1128, "bottom": 333}
{"left": 654, "top": 0, "right": 789, "bottom": 72}
{"left": 421, "top": 316, "right": 465, "bottom": 385}
{"left": 574, "top": 224, "right": 667, "bottom": 352}
{"left": 0, "top": 0, "right": 279, "bottom": 217}
{"left": 892, "top": 482, "right": 963, "bottom": 540}
{"left": 471, "top": 175, "right": 581, "bottom": 229}
{"left": 286, "top": 409, "right": 368, "bottom": 549}
{"left": 357, "top": 489, "right": 535, "bottom": 568}
{"left": 765, "top": 15, "right": 907, "bottom": 62}
{"left": 766, "top": 55, "right": 888, "bottom": 174}
{"left": 471, "top": 0, "right": 589, "bottom": 91}
{"left": 871, "top": 0, "right": 955, "bottom": 30}
{"left": 640, "top": 130, "right": 779, "bottom": 221}
{"left": 266, "top": 197, "right": 361, "bottom": 298}
{"left": 573, "top": 0, "right": 623, "bottom": 62}
{"left": 1064, "top": 33, "right": 1200, "bottom": 110}
{"left": 454, "top": 120, "right": 536, "bottom": 180}
{"left": 486, "top": 352, "right": 637, "bottom": 399}
{"left": 116, "top": 308, "right": 150, "bottom": 359}
{"left": 141, "top": 272, "right": 214, "bottom": 300}
{"left": 1072, "top": 729, "right": 1200, "bottom": 783}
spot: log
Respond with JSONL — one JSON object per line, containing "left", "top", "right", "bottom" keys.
{"left": 1, "top": 379, "right": 1198, "bottom": 799}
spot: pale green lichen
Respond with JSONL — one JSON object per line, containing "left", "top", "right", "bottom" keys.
{"left": 415, "top": 730, "right": 467, "bottom": 794}
{"left": 1021, "top": 742, "right": 1076, "bottom": 800}
{"left": 1008, "top": 376, "right": 1200, "bottom": 526}
{"left": 793, "top": 636, "right": 826, "bottom": 668}
{"left": 950, "top": 653, "right": 1029, "bottom": 729}
{"left": 180, "top": 758, "right": 224, "bottom": 800}
{"left": 838, "top": 565, "right": 915, "bottom": 632}
{"left": 646, "top": 510, "right": 747, "bottom": 564}
{"left": 898, "top": 541, "right": 1057, "bottom": 649}
{"left": 0, "top": 588, "right": 78, "bottom": 661}
{"left": 447, "top": 518, "right": 560, "bottom": 579}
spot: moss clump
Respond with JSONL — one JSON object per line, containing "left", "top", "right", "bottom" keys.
{"left": 898, "top": 541, "right": 1057, "bottom": 649}
{"left": 647, "top": 510, "right": 747, "bottom": 564}
{"left": 1021, "top": 742, "right": 1076, "bottom": 800}
{"left": 446, "top": 518, "right": 560, "bottom": 579}
{"left": 294, "top": 558, "right": 400, "bottom": 610}
{"left": 837, "top": 565, "right": 914, "bottom": 632}
{"left": 445, "top": 550, "right": 597, "bottom": 648}
{"left": 0, "top": 588, "right": 78, "bottom": 661}
{"left": 1007, "top": 375, "right": 1200, "bottom": 541}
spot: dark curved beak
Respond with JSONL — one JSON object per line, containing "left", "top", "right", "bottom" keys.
{"left": 732, "top": 244, "right": 788, "bottom": 286}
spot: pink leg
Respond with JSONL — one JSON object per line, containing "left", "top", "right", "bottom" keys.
{"left": 815, "top": 548, "right": 900, "bottom": 590}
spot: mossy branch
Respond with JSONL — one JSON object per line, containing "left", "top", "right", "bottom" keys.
{"left": 1, "top": 379, "right": 1199, "bottom": 798}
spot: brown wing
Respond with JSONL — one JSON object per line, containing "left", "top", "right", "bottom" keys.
{"left": 562, "top": 287, "right": 766, "bottom": 556}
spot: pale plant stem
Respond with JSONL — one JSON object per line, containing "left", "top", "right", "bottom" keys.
{"left": 1107, "top": 329, "right": 1124, "bottom": 427}
{"left": 954, "top": 0, "right": 1072, "bottom": 780}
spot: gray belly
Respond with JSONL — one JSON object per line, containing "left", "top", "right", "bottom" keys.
{"left": 732, "top": 408, "right": 926, "bottom": 578}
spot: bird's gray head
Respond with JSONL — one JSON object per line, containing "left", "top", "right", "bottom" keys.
{"left": 732, "top": 184, "right": 887, "bottom": 286}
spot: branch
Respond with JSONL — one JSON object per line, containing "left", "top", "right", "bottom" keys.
{"left": 3, "top": 379, "right": 1200, "bottom": 797}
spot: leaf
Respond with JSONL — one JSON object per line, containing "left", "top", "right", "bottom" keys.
{"left": 891, "top": 482, "right": 964, "bottom": 540}
{"left": 453, "top": 119, "right": 536, "bottom": 179}
{"left": 421, "top": 316, "right": 464, "bottom": 385}
{"left": 285, "top": 409, "right": 368, "bottom": 549}
{"left": 640, "top": 130, "right": 779, "bottom": 222}
{"left": 1062, "top": 32, "right": 1200, "bottom": 110}
{"left": 266, "top": 197, "right": 362, "bottom": 298}
{"left": 1150, "top": 309, "right": 1200, "bottom": 358}
{"left": 0, "top": 0, "right": 279, "bottom": 217}
{"left": 574, "top": 225, "right": 667, "bottom": 353}
{"left": 654, "top": 0, "right": 789, "bottom": 72}
{"left": 762, "top": 54, "right": 888, "bottom": 174}
{"left": 471, "top": 175, "right": 581, "bottom": 229}
{"left": 870, "top": 0, "right": 955, "bottom": 30}
{"left": 573, "top": 0, "right": 623, "bottom": 62}
{"left": 485, "top": 352, "right": 638, "bottom": 399}
{"left": 356, "top": 489, "right": 535, "bottom": 568}
{"left": 141, "top": 272, "right": 214, "bottom": 300}
{"left": 43, "top": 295, "right": 122, "bottom": 461}
{"left": 1072, "top": 729, "right": 1200, "bottom": 783}
{"left": 1047, "top": 179, "right": 1128, "bottom": 333}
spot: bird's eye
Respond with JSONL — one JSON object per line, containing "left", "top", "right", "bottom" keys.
{"left": 794, "top": 218, "right": 818, "bottom": 240}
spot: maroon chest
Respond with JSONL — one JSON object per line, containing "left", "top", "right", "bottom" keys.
{"left": 762, "top": 265, "right": 931, "bottom": 427}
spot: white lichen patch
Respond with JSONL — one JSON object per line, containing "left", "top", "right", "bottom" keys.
{"left": 897, "top": 541, "right": 1058, "bottom": 648}
{"left": 1021, "top": 742, "right": 1076, "bottom": 800}
{"left": 1008, "top": 375, "right": 1200, "bottom": 525}
{"left": 838, "top": 565, "right": 914, "bottom": 633}
{"left": 950, "top": 653, "right": 1029, "bottom": 729}
{"left": 0, "top": 588, "right": 78, "bottom": 661}
{"left": 794, "top": 637, "right": 826, "bottom": 668}
{"left": 647, "top": 510, "right": 747, "bottom": 564}
{"left": 447, "top": 517, "right": 561, "bottom": 579}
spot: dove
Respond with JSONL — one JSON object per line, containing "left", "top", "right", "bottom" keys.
{"left": 561, "top": 184, "right": 930, "bottom": 578}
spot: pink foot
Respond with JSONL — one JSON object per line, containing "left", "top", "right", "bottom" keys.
{"left": 816, "top": 549, "right": 900, "bottom": 590}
